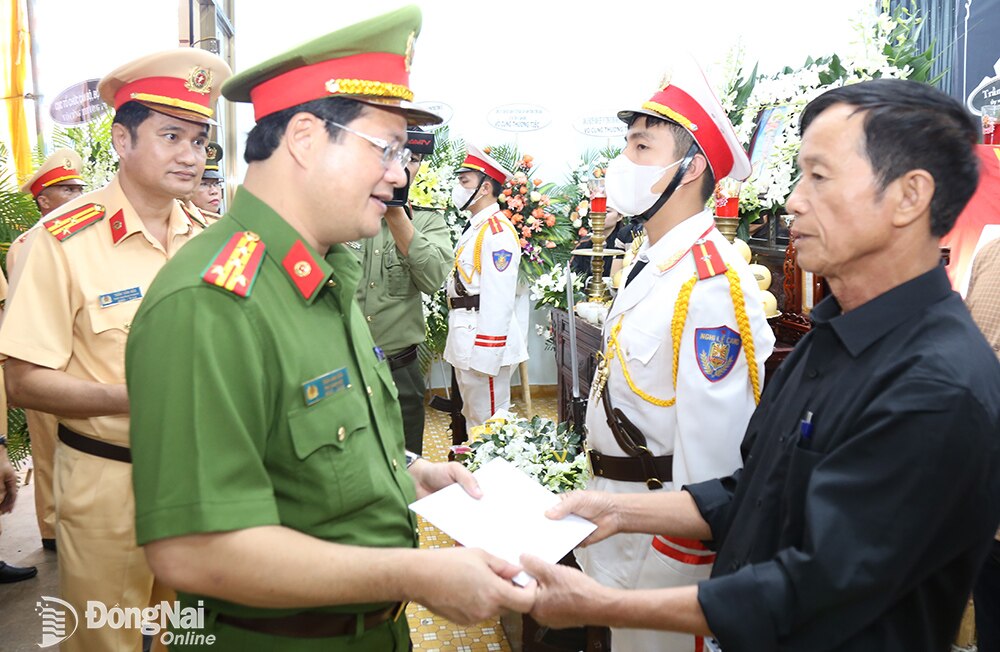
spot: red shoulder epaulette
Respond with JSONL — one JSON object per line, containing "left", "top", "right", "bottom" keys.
{"left": 488, "top": 216, "right": 504, "bottom": 234}
{"left": 201, "top": 231, "right": 266, "bottom": 298}
{"left": 43, "top": 203, "right": 105, "bottom": 242}
{"left": 691, "top": 239, "right": 727, "bottom": 280}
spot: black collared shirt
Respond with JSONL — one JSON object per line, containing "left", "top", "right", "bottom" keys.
{"left": 687, "top": 266, "right": 1000, "bottom": 651}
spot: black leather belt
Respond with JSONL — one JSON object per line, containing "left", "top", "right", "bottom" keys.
{"left": 588, "top": 448, "right": 672, "bottom": 489}
{"left": 57, "top": 424, "right": 131, "bottom": 464}
{"left": 448, "top": 295, "right": 480, "bottom": 310}
{"left": 215, "top": 603, "right": 405, "bottom": 638}
{"left": 388, "top": 344, "right": 418, "bottom": 371}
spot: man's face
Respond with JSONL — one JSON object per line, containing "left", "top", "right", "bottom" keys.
{"left": 115, "top": 111, "right": 208, "bottom": 201}
{"left": 309, "top": 106, "right": 407, "bottom": 243}
{"left": 623, "top": 118, "right": 680, "bottom": 194}
{"left": 786, "top": 103, "right": 894, "bottom": 280}
{"left": 36, "top": 183, "right": 85, "bottom": 215}
{"left": 192, "top": 178, "right": 223, "bottom": 213}
{"left": 456, "top": 170, "right": 482, "bottom": 191}
{"left": 405, "top": 152, "right": 424, "bottom": 183}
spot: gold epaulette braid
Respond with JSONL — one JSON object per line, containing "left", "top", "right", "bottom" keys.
{"left": 603, "top": 267, "right": 760, "bottom": 406}
{"left": 455, "top": 217, "right": 520, "bottom": 284}
{"left": 725, "top": 266, "right": 761, "bottom": 404}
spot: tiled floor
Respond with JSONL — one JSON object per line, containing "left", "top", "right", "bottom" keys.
{"left": 408, "top": 392, "right": 558, "bottom": 651}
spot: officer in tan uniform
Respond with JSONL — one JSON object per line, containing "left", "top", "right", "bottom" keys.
{"left": 0, "top": 268, "right": 38, "bottom": 583}
{"left": 190, "top": 141, "right": 224, "bottom": 221}
{"left": 444, "top": 145, "right": 528, "bottom": 428}
{"left": 9, "top": 149, "right": 87, "bottom": 551}
{"left": 0, "top": 48, "right": 231, "bottom": 652}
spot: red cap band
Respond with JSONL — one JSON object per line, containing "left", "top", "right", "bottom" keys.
{"left": 461, "top": 155, "right": 507, "bottom": 184}
{"left": 30, "top": 166, "right": 82, "bottom": 198}
{"left": 115, "top": 76, "right": 214, "bottom": 117}
{"left": 248, "top": 52, "right": 411, "bottom": 121}
{"left": 644, "top": 85, "right": 733, "bottom": 180}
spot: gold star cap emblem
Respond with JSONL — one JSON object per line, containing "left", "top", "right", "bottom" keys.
{"left": 185, "top": 66, "right": 213, "bottom": 95}
{"left": 62, "top": 159, "right": 74, "bottom": 170}
{"left": 294, "top": 261, "right": 312, "bottom": 278}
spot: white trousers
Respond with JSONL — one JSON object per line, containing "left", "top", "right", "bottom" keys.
{"left": 576, "top": 477, "right": 714, "bottom": 652}
{"left": 455, "top": 366, "right": 512, "bottom": 428}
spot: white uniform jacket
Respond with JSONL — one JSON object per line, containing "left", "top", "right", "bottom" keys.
{"left": 586, "top": 209, "right": 775, "bottom": 487}
{"left": 444, "top": 203, "right": 528, "bottom": 376}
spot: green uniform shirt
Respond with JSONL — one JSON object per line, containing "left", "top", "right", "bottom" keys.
{"left": 352, "top": 207, "right": 452, "bottom": 354}
{"left": 127, "top": 188, "right": 417, "bottom": 645}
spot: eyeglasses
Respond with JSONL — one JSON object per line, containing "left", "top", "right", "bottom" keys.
{"left": 324, "top": 120, "right": 411, "bottom": 170}
{"left": 199, "top": 180, "right": 224, "bottom": 189}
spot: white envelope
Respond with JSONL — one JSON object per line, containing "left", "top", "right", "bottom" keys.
{"left": 409, "top": 458, "right": 597, "bottom": 586}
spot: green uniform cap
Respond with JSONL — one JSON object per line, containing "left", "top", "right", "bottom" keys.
{"left": 202, "top": 141, "right": 224, "bottom": 180}
{"left": 221, "top": 5, "right": 441, "bottom": 126}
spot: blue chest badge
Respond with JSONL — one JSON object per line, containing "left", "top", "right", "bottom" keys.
{"left": 98, "top": 287, "right": 143, "bottom": 308}
{"left": 695, "top": 326, "right": 742, "bottom": 382}
{"left": 492, "top": 249, "right": 512, "bottom": 272}
{"left": 301, "top": 368, "right": 351, "bottom": 407}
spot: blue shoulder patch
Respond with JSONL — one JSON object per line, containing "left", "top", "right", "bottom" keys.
{"left": 695, "top": 326, "right": 742, "bottom": 382}
{"left": 492, "top": 249, "right": 513, "bottom": 272}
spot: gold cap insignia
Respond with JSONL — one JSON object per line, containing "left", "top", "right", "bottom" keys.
{"left": 294, "top": 261, "right": 312, "bottom": 278}
{"left": 206, "top": 145, "right": 218, "bottom": 159}
{"left": 62, "top": 159, "right": 74, "bottom": 170}
{"left": 404, "top": 31, "right": 416, "bottom": 73}
{"left": 185, "top": 67, "right": 213, "bottom": 95}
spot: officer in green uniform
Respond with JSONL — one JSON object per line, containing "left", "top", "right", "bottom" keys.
{"left": 352, "top": 127, "right": 451, "bottom": 454}
{"left": 126, "top": 7, "right": 534, "bottom": 651}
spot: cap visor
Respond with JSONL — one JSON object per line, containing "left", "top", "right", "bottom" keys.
{"left": 201, "top": 170, "right": 224, "bottom": 180}
{"left": 138, "top": 101, "right": 217, "bottom": 126}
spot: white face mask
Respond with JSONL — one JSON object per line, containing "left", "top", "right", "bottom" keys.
{"left": 451, "top": 182, "right": 475, "bottom": 211}
{"left": 605, "top": 154, "right": 683, "bottom": 217}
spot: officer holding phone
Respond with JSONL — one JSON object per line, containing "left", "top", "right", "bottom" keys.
{"left": 353, "top": 127, "right": 452, "bottom": 453}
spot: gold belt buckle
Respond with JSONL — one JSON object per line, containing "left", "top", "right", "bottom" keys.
{"left": 585, "top": 448, "right": 597, "bottom": 478}
{"left": 392, "top": 601, "right": 409, "bottom": 621}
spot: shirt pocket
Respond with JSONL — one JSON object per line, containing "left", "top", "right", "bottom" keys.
{"left": 382, "top": 250, "right": 411, "bottom": 299}
{"left": 86, "top": 302, "right": 134, "bottom": 368}
{"left": 779, "top": 439, "right": 826, "bottom": 548}
{"left": 287, "top": 389, "right": 376, "bottom": 518}
{"left": 624, "top": 325, "right": 664, "bottom": 366}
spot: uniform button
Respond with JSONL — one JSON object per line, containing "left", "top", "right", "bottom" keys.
{"left": 337, "top": 427, "right": 346, "bottom": 441}
{"left": 366, "top": 385, "right": 373, "bottom": 396}
{"left": 374, "top": 249, "right": 380, "bottom": 255}
{"left": 392, "top": 458, "right": 398, "bottom": 469}
{"left": 326, "top": 279, "right": 336, "bottom": 288}
{"left": 366, "top": 315, "right": 373, "bottom": 323}
{"left": 730, "top": 561, "right": 740, "bottom": 571}
{"left": 807, "top": 369, "right": 818, "bottom": 379}
{"left": 369, "top": 282, "right": 376, "bottom": 288}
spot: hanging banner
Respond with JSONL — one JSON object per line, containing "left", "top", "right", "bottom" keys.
{"left": 414, "top": 100, "right": 452, "bottom": 126}
{"left": 487, "top": 103, "right": 551, "bottom": 132}
{"left": 572, "top": 115, "right": 627, "bottom": 138}
{"left": 49, "top": 79, "right": 108, "bottom": 126}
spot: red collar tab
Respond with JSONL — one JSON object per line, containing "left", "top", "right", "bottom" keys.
{"left": 281, "top": 240, "right": 326, "bottom": 300}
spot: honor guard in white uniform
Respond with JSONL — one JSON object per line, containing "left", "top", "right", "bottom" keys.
{"left": 575, "top": 58, "right": 775, "bottom": 652}
{"left": 444, "top": 145, "right": 528, "bottom": 428}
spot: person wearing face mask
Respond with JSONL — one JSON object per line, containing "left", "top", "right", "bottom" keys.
{"left": 444, "top": 144, "right": 528, "bottom": 429}
{"left": 353, "top": 127, "right": 452, "bottom": 454}
{"left": 573, "top": 57, "right": 775, "bottom": 652}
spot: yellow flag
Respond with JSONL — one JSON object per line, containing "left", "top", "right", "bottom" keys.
{"left": 3, "top": 0, "right": 32, "bottom": 183}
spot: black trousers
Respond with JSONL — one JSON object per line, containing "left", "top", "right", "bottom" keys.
{"left": 975, "top": 539, "right": 1000, "bottom": 652}
{"left": 390, "top": 356, "right": 426, "bottom": 455}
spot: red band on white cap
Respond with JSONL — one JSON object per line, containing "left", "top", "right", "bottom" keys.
{"left": 644, "top": 85, "right": 733, "bottom": 180}
{"left": 249, "top": 51, "right": 411, "bottom": 121}
{"left": 461, "top": 155, "right": 507, "bottom": 184}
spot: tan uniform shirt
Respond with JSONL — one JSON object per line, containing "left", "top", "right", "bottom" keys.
{"left": 0, "top": 175, "right": 200, "bottom": 446}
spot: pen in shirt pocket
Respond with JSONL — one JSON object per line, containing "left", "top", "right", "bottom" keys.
{"left": 800, "top": 410, "right": 815, "bottom": 442}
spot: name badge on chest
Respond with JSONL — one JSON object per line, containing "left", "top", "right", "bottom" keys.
{"left": 98, "top": 287, "right": 143, "bottom": 308}
{"left": 301, "top": 368, "right": 351, "bottom": 407}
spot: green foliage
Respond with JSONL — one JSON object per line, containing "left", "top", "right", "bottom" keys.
{"left": 38, "top": 112, "right": 118, "bottom": 190}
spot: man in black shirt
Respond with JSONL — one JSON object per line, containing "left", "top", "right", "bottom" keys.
{"left": 521, "top": 79, "right": 1000, "bottom": 651}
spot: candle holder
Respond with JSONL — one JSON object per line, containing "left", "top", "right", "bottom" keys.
{"left": 713, "top": 178, "right": 741, "bottom": 243}
{"left": 572, "top": 177, "right": 623, "bottom": 304}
